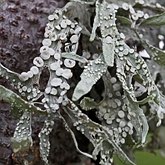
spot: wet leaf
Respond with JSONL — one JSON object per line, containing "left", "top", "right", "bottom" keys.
{"left": 149, "top": 87, "right": 165, "bottom": 126}
{"left": 0, "top": 63, "right": 41, "bottom": 101}
{"left": 64, "top": 100, "right": 136, "bottom": 165}
{"left": 99, "top": 1, "right": 117, "bottom": 67}
{"left": 90, "top": 0, "right": 100, "bottom": 41}
{"left": 61, "top": 115, "right": 93, "bottom": 159}
{"left": 0, "top": 63, "right": 21, "bottom": 86}
{"left": 117, "top": 16, "right": 132, "bottom": 26}
{"left": 0, "top": 85, "right": 45, "bottom": 115}
{"left": 11, "top": 111, "right": 32, "bottom": 153}
{"left": 72, "top": 56, "right": 107, "bottom": 101}
{"left": 143, "top": 42, "right": 165, "bottom": 66}
{"left": 125, "top": 93, "right": 149, "bottom": 144}
{"left": 90, "top": 1, "right": 116, "bottom": 67}
{"left": 102, "top": 37, "right": 115, "bottom": 67}
{"left": 80, "top": 97, "right": 98, "bottom": 110}
{"left": 39, "top": 115, "right": 55, "bottom": 165}
{"left": 140, "top": 12, "right": 165, "bottom": 26}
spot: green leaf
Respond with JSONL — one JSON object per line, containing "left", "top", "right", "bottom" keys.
{"left": 117, "top": 16, "right": 132, "bottom": 26}
{"left": 0, "top": 63, "right": 41, "bottom": 101}
{"left": 72, "top": 56, "right": 107, "bottom": 101}
{"left": 114, "top": 151, "right": 165, "bottom": 165}
{"left": 80, "top": 97, "right": 98, "bottom": 110}
{"left": 11, "top": 111, "right": 32, "bottom": 153}
{"left": 140, "top": 12, "right": 165, "bottom": 26}
{"left": 135, "top": 151, "right": 165, "bottom": 165}
{"left": 143, "top": 42, "right": 165, "bottom": 66}
{"left": 0, "top": 63, "right": 21, "bottom": 87}
{"left": 0, "top": 85, "right": 46, "bottom": 115}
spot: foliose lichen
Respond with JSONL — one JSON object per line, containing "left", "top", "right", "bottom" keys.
{"left": 0, "top": 0, "right": 165, "bottom": 164}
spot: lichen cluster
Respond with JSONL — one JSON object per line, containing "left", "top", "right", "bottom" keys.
{"left": 0, "top": 0, "right": 165, "bottom": 165}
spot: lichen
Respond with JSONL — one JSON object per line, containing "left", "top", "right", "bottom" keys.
{"left": 0, "top": 0, "right": 165, "bottom": 165}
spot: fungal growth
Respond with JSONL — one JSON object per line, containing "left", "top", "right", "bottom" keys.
{"left": 0, "top": 0, "right": 165, "bottom": 164}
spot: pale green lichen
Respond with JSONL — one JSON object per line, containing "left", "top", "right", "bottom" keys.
{"left": 11, "top": 111, "right": 32, "bottom": 153}
{"left": 0, "top": 0, "right": 165, "bottom": 165}
{"left": 72, "top": 55, "right": 107, "bottom": 101}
